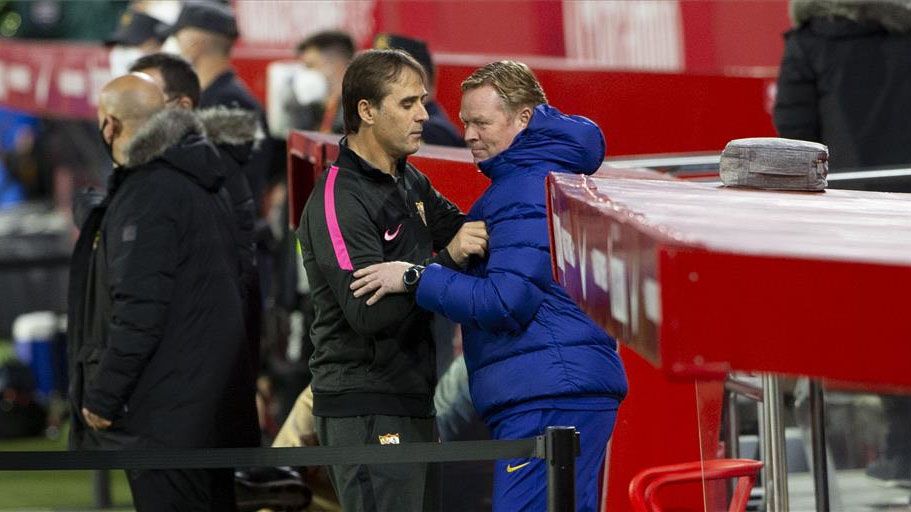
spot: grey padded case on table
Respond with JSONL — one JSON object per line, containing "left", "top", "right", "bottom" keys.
{"left": 720, "top": 137, "right": 828, "bottom": 191}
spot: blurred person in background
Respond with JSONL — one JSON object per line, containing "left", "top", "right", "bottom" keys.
{"left": 162, "top": 0, "right": 275, "bottom": 208}
{"left": 774, "top": 0, "right": 911, "bottom": 491}
{"left": 254, "top": 29, "right": 358, "bottom": 440}
{"left": 774, "top": 0, "right": 911, "bottom": 170}
{"left": 373, "top": 33, "right": 464, "bottom": 148}
{"left": 105, "top": 8, "right": 166, "bottom": 76}
{"left": 295, "top": 30, "right": 356, "bottom": 134}
{"left": 162, "top": 3, "right": 283, "bottom": 393}
{"left": 350, "top": 61, "right": 626, "bottom": 512}
{"left": 69, "top": 73, "right": 257, "bottom": 511}
{"left": 0, "top": 157, "right": 25, "bottom": 209}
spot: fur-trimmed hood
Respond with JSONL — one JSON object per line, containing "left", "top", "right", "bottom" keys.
{"left": 791, "top": 0, "right": 911, "bottom": 33}
{"left": 123, "top": 108, "right": 224, "bottom": 192}
{"left": 196, "top": 107, "right": 260, "bottom": 147}
{"left": 196, "top": 106, "right": 260, "bottom": 169}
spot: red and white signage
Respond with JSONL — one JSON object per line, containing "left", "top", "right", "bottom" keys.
{"left": 0, "top": 41, "right": 110, "bottom": 119}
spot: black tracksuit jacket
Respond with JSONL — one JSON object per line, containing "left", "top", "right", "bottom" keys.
{"left": 297, "top": 140, "right": 465, "bottom": 418}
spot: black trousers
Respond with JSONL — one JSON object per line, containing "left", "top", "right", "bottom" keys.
{"left": 126, "top": 468, "right": 237, "bottom": 512}
{"left": 316, "top": 415, "right": 438, "bottom": 512}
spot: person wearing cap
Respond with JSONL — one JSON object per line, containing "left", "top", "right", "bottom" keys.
{"left": 162, "top": 0, "right": 275, "bottom": 212}
{"left": 374, "top": 33, "right": 465, "bottom": 148}
{"left": 294, "top": 30, "right": 356, "bottom": 134}
{"left": 106, "top": 9, "right": 166, "bottom": 76}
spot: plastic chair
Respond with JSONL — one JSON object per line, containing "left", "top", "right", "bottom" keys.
{"left": 628, "top": 458, "right": 763, "bottom": 512}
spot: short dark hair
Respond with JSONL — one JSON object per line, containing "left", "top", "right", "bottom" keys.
{"left": 129, "top": 53, "right": 201, "bottom": 107}
{"left": 341, "top": 49, "right": 426, "bottom": 134}
{"left": 295, "top": 30, "right": 355, "bottom": 60}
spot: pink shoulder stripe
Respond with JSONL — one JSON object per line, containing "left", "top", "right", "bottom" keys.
{"left": 324, "top": 166, "right": 353, "bottom": 271}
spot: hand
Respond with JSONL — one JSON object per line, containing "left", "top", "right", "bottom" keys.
{"left": 82, "top": 407, "right": 112, "bottom": 430}
{"left": 350, "top": 261, "right": 411, "bottom": 305}
{"left": 446, "top": 221, "right": 488, "bottom": 266}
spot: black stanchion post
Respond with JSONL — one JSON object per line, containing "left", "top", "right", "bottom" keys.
{"left": 93, "top": 469, "right": 112, "bottom": 509}
{"left": 546, "top": 426, "right": 579, "bottom": 512}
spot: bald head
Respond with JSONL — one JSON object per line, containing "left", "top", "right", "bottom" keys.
{"left": 99, "top": 73, "right": 166, "bottom": 124}
{"left": 98, "top": 73, "right": 166, "bottom": 166}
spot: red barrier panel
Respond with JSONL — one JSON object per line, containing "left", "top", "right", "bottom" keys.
{"left": 547, "top": 174, "right": 911, "bottom": 390}
{"left": 0, "top": 40, "right": 777, "bottom": 156}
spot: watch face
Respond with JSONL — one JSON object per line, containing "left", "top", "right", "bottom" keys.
{"left": 405, "top": 268, "right": 419, "bottom": 286}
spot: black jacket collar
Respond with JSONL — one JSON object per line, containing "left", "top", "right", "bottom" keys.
{"left": 336, "top": 137, "right": 407, "bottom": 183}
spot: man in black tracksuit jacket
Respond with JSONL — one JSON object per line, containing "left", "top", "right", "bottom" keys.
{"left": 296, "top": 50, "right": 487, "bottom": 511}
{"left": 68, "top": 75, "right": 258, "bottom": 511}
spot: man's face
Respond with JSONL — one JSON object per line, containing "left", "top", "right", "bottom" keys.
{"left": 298, "top": 47, "right": 346, "bottom": 90}
{"left": 175, "top": 27, "right": 206, "bottom": 64}
{"left": 369, "top": 68, "right": 429, "bottom": 159}
{"left": 298, "top": 47, "right": 325, "bottom": 74}
{"left": 460, "top": 85, "right": 529, "bottom": 163}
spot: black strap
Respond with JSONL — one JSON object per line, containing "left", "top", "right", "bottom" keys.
{"left": 0, "top": 438, "right": 542, "bottom": 471}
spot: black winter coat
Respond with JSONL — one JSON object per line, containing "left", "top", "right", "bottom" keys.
{"left": 67, "top": 108, "right": 259, "bottom": 450}
{"left": 773, "top": 15, "right": 911, "bottom": 169}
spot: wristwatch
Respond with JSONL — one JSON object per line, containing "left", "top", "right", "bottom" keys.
{"left": 403, "top": 264, "right": 425, "bottom": 293}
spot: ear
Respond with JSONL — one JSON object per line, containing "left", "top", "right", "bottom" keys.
{"left": 517, "top": 106, "right": 533, "bottom": 129}
{"left": 357, "top": 98, "right": 376, "bottom": 128}
{"left": 101, "top": 115, "right": 123, "bottom": 144}
{"left": 175, "top": 96, "right": 194, "bottom": 110}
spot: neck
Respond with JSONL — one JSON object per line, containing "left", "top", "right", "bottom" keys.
{"left": 347, "top": 131, "right": 399, "bottom": 176}
{"left": 195, "top": 55, "right": 232, "bottom": 90}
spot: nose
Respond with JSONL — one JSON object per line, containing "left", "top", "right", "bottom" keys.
{"left": 416, "top": 102, "right": 429, "bottom": 123}
{"left": 464, "top": 124, "right": 478, "bottom": 144}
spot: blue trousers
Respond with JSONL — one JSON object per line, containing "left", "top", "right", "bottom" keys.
{"left": 491, "top": 407, "right": 618, "bottom": 512}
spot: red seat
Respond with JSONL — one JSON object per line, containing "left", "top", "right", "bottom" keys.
{"left": 628, "top": 458, "right": 763, "bottom": 512}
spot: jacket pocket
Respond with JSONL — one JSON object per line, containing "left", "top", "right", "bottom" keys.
{"left": 78, "top": 346, "right": 105, "bottom": 398}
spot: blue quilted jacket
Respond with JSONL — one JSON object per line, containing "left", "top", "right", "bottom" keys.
{"left": 416, "top": 104, "right": 627, "bottom": 422}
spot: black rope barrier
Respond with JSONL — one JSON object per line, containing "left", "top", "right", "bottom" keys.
{"left": 0, "top": 439, "right": 540, "bottom": 471}
{"left": 0, "top": 426, "right": 579, "bottom": 512}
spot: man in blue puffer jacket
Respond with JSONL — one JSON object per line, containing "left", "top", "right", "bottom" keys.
{"left": 350, "top": 61, "right": 627, "bottom": 511}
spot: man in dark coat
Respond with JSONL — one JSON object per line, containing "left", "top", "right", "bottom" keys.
{"left": 774, "top": 0, "right": 911, "bottom": 492}
{"left": 129, "top": 52, "right": 263, "bottom": 380}
{"left": 162, "top": 0, "right": 275, "bottom": 205}
{"left": 67, "top": 74, "right": 258, "bottom": 511}
{"left": 773, "top": 0, "right": 911, "bottom": 169}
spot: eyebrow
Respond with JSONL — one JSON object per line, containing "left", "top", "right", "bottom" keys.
{"left": 401, "top": 92, "right": 428, "bottom": 104}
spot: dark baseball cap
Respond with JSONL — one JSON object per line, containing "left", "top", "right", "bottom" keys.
{"left": 157, "top": 1, "right": 239, "bottom": 39}
{"left": 373, "top": 33, "right": 434, "bottom": 78}
{"left": 106, "top": 9, "right": 166, "bottom": 46}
